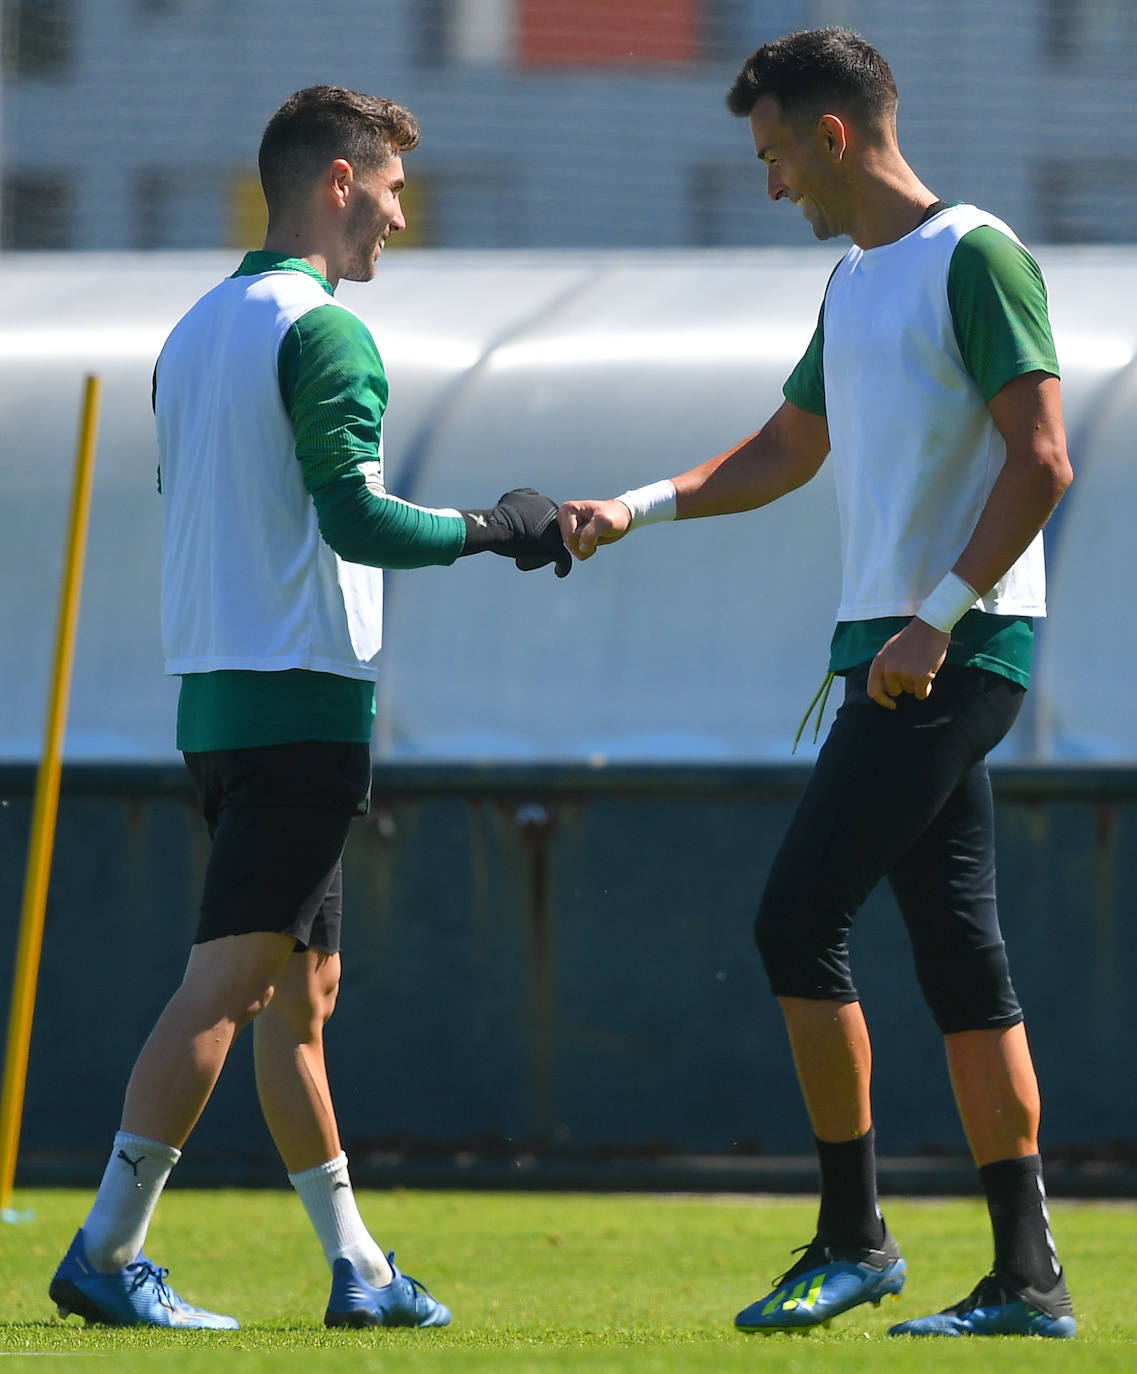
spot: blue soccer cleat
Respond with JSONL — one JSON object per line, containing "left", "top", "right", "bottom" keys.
{"left": 324, "top": 1251, "right": 451, "bottom": 1328}
{"left": 888, "top": 1270, "right": 1075, "bottom": 1338}
{"left": 49, "top": 1229, "right": 239, "bottom": 1328}
{"left": 735, "top": 1227, "right": 906, "bottom": 1333}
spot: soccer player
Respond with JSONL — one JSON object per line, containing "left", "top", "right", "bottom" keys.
{"left": 49, "top": 85, "right": 569, "bottom": 1331}
{"left": 558, "top": 29, "right": 1075, "bottom": 1340}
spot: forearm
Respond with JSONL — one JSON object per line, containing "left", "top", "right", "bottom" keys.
{"left": 671, "top": 425, "right": 821, "bottom": 519}
{"left": 560, "top": 400, "right": 828, "bottom": 560}
{"left": 311, "top": 475, "right": 466, "bottom": 569}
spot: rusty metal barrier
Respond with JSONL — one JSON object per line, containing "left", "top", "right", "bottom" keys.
{"left": 1, "top": 762, "right": 1134, "bottom": 1195}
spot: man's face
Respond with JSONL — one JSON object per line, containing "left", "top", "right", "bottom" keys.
{"left": 749, "top": 94, "right": 842, "bottom": 242}
{"left": 341, "top": 156, "right": 407, "bottom": 282}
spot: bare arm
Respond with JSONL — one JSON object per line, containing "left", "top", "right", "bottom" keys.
{"left": 558, "top": 399, "right": 830, "bottom": 559}
{"left": 867, "top": 371, "right": 1072, "bottom": 708}
{"left": 951, "top": 373, "right": 1071, "bottom": 597}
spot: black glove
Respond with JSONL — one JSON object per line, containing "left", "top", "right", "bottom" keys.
{"left": 458, "top": 488, "right": 572, "bottom": 578}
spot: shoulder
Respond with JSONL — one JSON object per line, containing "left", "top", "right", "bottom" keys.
{"left": 289, "top": 298, "right": 375, "bottom": 342}
{"left": 947, "top": 221, "right": 1047, "bottom": 312}
{"left": 277, "top": 298, "right": 387, "bottom": 414}
{"left": 909, "top": 207, "right": 1047, "bottom": 309}
{"left": 282, "top": 300, "right": 382, "bottom": 370}
{"left": 235, "top": 270, "right": 370, "bottom": 340}
{"left": 941, "top": 214, "right": 1057, "bottom": 394}
{"left": 949, "top": 223, "right": 1041, "bottom": 279}
{"left": 921, "top": 203, "right": 1022, "bottom": 250}
{"left": 937, "top": 203, "right": 1016, "bottom": 234}
{"left": 925, "top": 207, "right": 1040, "bottom": 283}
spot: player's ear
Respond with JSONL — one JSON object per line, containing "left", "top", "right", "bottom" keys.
{"left": 325, "top": 159, "right": 353, "bottom": 210}
{"left": 817, "top": 114, "right": 848, "bottom": 161}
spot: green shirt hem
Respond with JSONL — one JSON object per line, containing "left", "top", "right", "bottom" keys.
{"left": 176, "top": 670, "right": 376, "bottom": 752}
{"left": 828, "top": 612, "right": 1033, "bottom": 689}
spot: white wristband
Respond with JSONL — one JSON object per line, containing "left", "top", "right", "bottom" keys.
{"left": 615, "top": 479, "right": 677, "bottom": 530}
{"left": 917, "top": 572, "right": 978, "bottom": 634}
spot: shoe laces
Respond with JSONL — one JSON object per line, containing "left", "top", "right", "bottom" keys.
{"left": 948, "top": 1272, "right": 1008, "bottom": 1316}
{"left": 386, "top": 1251, "right": 436, "bottom": 1301}
{"left": 773, "top": 1236, "right": 832, "bottom": 1288}
{"left": 125, "top": 1260, "right": 175, "bottom": 1308}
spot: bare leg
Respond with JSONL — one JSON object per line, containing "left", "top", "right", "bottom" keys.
{"left": 121, "top": 931, "right": 295, "bottom": 1148}
{"left": 779, "top": 997, "right": 873, "bottom": 1141}
{"left": 945, "top": 1023, "right": 1040, "bottom": 1166}
{"left": 255, "top": 948, "right": 393, "bottom": 1287}
{"left": 253, "top": 948, "right": 342, "bottom": 1173}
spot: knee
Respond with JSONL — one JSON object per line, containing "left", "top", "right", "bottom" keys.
{"left": 753, "top": 858, "right": 802, "bottom": 970}
{"left": 753, "top": 869, "right": 860, "bottom": 1003}
{"left": 753, "top": 900, "right": 790, "bottom": 978}
{"left": 224, "top": 967, "right": 286, "bottom": 1031}
{"left": 236, "top": 980, "right": 277, "bottom": 1030}
{"left": 267, "top": 954, "right": 341, "bottom": 1040}
{"left": 310, "top": 955, "right": 341, "bottom": 1025}
{"left": 179, "top": 932, "right": 296, "bottom": 1032}
{"left": 915, "top": 939, "right": 1022, "bottom": 1033}
{"left": 754, "top": 899, "right": 839, "bottom": 1000}
{"left": 175, "top": 962, "right": 280, "bottom": 1033}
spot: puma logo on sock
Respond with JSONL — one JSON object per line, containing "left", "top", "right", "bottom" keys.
{"left": 117, "top": 1150, "right": 145, "bottom": 1176}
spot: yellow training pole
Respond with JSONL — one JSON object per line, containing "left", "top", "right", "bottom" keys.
{"left": 0, "top": 375, "right": 101, "bottom": 1216}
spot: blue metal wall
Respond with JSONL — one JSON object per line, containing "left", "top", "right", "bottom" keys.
{"left": 2, "top": 763, "right": 1134, "bottom": 1194}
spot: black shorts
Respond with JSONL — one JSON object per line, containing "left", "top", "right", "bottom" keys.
{"left": 183, "top": 741, "right": 372, "bottom": 952}
{"left": 754, "top": 663, "right": 1026, "bottom": 1033}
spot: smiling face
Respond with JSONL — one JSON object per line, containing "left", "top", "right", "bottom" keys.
{"left": 340, "top": 156, "right": 407, "bottom": 282}
{"left": 748, "top": 94, "right": 846, "bottom": 242}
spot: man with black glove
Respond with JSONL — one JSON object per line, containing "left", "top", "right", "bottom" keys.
{"left": 49, "top": 85, "right": 567, "bottom": 1338}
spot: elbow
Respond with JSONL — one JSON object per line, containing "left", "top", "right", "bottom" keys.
{"left": 788, "top": 453, "right": 827, "bottom": 493}
{"left": 1046, "top": 444, "right": 1074, "bottom": 509}
{"left": 1023, "top": 434, "right": 1072, "bottom": 516}
{"left": 319, "top": 527, "right": 372, "bottom": 567}
{"left": 1056, "top": 453, "right": 1074, "bottom": 500}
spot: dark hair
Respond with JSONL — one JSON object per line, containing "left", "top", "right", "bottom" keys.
{"left": 259, "top": 85, "right": 421, "bottom": 217}
{"left": 726, "top": 28, "right": 897, "bottom": 129}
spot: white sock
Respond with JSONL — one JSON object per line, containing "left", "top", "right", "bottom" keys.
{"left": 288, "top": 1152, "right": 392, "bottom": 1287}
{"left": 82, "top": 1131, "right": 181, "bottom": 1272}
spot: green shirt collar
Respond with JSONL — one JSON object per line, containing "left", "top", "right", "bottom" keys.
{"left": 232, "top": 251, "right": 334, "bottom": 296}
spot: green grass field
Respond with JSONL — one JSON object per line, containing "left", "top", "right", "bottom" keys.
{"left": 1, "top": 1189, "right": 1133, "bottom": 1371}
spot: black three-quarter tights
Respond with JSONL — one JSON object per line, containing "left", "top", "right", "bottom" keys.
{"left": 754, "top": 662, "right": 1026, "bottom": 1034}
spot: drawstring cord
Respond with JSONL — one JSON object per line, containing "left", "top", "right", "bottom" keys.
{"left": 792, "top": 671, "right": 835, "bottom": 754}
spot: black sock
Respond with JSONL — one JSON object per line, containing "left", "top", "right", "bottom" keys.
{"left": 979, "top": 1154, "right": 1061, "bottom": 1292}
{"left": 815, "top": 1127, "right": 885, "bottom": 1250}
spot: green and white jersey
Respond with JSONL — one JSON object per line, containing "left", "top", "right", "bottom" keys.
{"left": 783, "top": 204, "right": 1060, "bottom": 687}
{"left": 155, "top": 252, "right": 467, "bottom": 749}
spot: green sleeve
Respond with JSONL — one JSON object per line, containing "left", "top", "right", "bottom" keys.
{"left": 947, "top": 227, "right": 1060, "bottom": 402}
{"left": 782, "top": 302, "right": 826, "bottom": 417}
{"left": 278, "top": 304, "right": 466, "bottom": 568}
{"left": 309, "top": 480, "right": 466, "bottom": 570}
